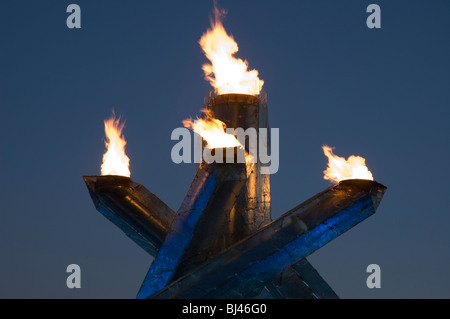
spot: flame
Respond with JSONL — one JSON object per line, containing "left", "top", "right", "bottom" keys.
{"left": 322, "top": 145, "right": 373, "bottom": 183}
{"left": 101, "top": 115, "right": 131, "bottom": 177}
{"left": 199, "top": 5, "right": 263, "bottom": 95}
{"left": 183, "top": 109, "right": 243, "bottom": 149}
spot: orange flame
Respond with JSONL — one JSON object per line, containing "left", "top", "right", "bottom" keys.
{"left": 322, "top": 145, "right": 373, "bottom": 183}
{"left": 183, "top": 109, "right": 243, "bottom": 149}
{"left": 101, "top": 115, "right": 131, "bottom": 177}
{"left": 199, "top": 5, "right": 263, "bottom": 95}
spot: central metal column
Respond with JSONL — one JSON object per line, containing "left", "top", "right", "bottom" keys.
{"left": 205, "top": 90, "right": 271, "bottom": 242}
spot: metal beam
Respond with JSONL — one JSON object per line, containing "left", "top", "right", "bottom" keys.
{"left": 137, "top": 152, "right": 247, "bottom": 299}
{"left": 83, "top": 175, "right": 337, "bottom": 299}
{"left": 261, "top": 258, "right": 339, "bottom": 299}
{"left": 83, "top": 175, "right": 176, "bottom": 256}
{"left": 205, "top": 92, "right": 337, "bottom": 299}
{"left": 149, "top": 179, "right": 386, "bottom": 298}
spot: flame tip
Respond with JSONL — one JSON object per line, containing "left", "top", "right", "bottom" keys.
{"left": 183, "top": 108, "right": 243, "bottom": 149}
{"left": 322, "top": 146, "right": 373, "bottom": 183}
{"left": 101, "top": 114, "right": 131, "bottom": 178}
{"left": 200, "top": 5, "right": 263, "bottom": 95}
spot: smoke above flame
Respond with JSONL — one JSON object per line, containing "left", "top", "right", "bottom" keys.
{"left": 101, "top": 114, "right": 131, "bottom": 177}
{"left": 322, "top": 145, "right": 373, "bottom": 183}
{"left": 183, "top": 109, "right": 243, "bottom": 149}
{"left": 199, "top": 5, "right": 264, "bottom": 95}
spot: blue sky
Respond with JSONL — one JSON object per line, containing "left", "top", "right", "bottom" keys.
{"left": 1, "top": 0, "right": 449, "bottom": 298}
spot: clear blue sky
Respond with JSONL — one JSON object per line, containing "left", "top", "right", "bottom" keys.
{"left": 1, "top": 0, "right": 449, "bottom": 298}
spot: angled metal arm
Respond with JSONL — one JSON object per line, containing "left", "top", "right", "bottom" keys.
{"left": 149, "top": 179, "right": 386, "bottom": 299}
